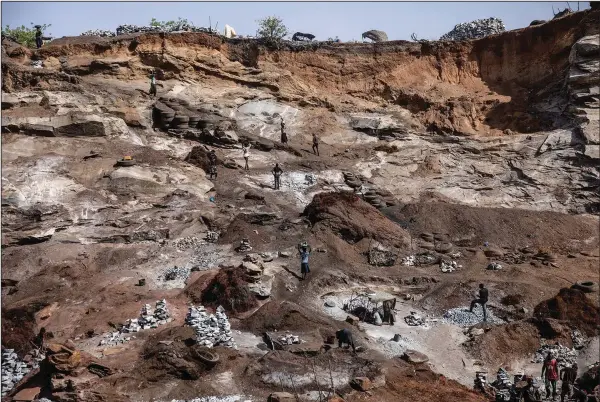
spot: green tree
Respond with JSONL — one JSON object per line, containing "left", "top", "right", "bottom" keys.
{"left": 149, "top": 17, "right": 192, "bottom": 30}
{"left": 256, "top": 16, "right": 288, "bottom": 42}
{"left": 1, "top": 23, "right": 51, "bottom": 48}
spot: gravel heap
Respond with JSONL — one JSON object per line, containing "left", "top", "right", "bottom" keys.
{"left": 277, "top": 333, "right": 302, "bottom": 345}
{"left": 115, "top": 24, "right": 211, "bottom": 36}
{"left": 172, "top": 236, "right": 205, "bottom": 250}
{"left": 161, "top": 266, "right": 190, "bottom": 282}
{"left": 188, "top": 246, "right": 223, "bottom": 271}
{"left": 440, "top": 17, "right": 505, "bottom": 41}
{"left": 442, "top": 307, "right": 503, "bottom": 327}
{"left": 487, "top": 262, "right": 503, "bottom": 270}
{"left": 531, "top": 342, "right": 578, "bottom": 366}
{"left": 404, "top": 311, "right": 426, "bottom": 326}
{"left": 1, "top": 349, "right": 44, "bottom": 397}
{"left": 236, "top": 238, "right": 252, "bottom": 252}
{"left": 81, "top": 29, "right": 116, "bottom": 37}
{"left": 31, "top": 60, "right": 43, "bottom": 69}
{"left": 440, "top": 259, "right": 460, "bottom": 273}
{"left": 571, "top": 330, "right": 587, "bottom": 350}
{"left": 206, "top": 231, "right": 219, "bottom": 243}
{"left": 185, "top": 305, "right": 236, "bottom": 349}
{"left": 374, "top": 336, "right": 413, "bottom": 359}
{"left": 100, "top": 300, "right": 172, "bottom": 346}
{"left": 401, "top": 255, "right": 416, "bottom": 266}
{"left": 166, "top": 397, "right": 252, "bottom": 402}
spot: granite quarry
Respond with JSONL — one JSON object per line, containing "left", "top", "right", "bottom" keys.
{"left": 1, "top": 6, "right": 599, "bottom": 402}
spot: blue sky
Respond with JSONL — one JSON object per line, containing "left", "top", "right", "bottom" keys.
{"left": 1, "top": 2, "right": 590, "bottom": 41}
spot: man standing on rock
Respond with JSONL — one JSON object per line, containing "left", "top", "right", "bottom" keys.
{"left": 469, "top": 283, "right": 488, "bottom": 322}
{"left": 242, "top": 142, "right": 251, "bottom": 170}
{"left": 272, "top": 163, "right": 283, "bottom": 190}
{"left": 280, "top": 119, "right": 288, "bottom": 144}
{"left": 336, "top": 328, "right": 356, "bottom": 353}
{"left": 560, "top": 363, "right": 577, "bottom": 402}
{"left": 542, "top": 352, "right": 559, "bottom": 401}
{"left": 298, "top": 241, "right": 312, "bottom": 280}
{"left": 312, "top": 133, "right": 320, "bottom": 156}
{"left": 149, "top": 72, "right": 157, "bottom": 98}
{"left": 34, "top": 25, "right": 43, "bottom": 49}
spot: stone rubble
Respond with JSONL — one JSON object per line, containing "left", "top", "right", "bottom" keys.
{"left": 99, "top": 300, "right": 172, "bottom": 346}
{"left": 30, "top": 60, "right": 43, "bottom": 69}
{"left": 1, "top": 348, "right": 45, "bottom": 397}
{"left": 442, "top": 307, "right": 503, "bottom": 327}
{"left": 571, "top": 329, "right": 587, "bottom": 350}
{"left": 401, "top": 255, "right": 416, "bottom": 266}
{"left": 161, "top": 265, "right": 190, "bottom": 282}
{"left": 172, "top": 236, "right": 205, "bottom": 250}
{"left": 236, "top": 238, "right": 252, "bottom": 252}
{"left": 115, "top": 24, "right": 211, "bottom": 36}
{"left": 404, "top": 311, "right": 426, "bottom": 326}
{"left": 81, "top": 29, "right": 116, "bottom": 37}
{"left": 185, "top": 305, "right": 236, "bottom": 349}
{"left": 487, "top": 262, "right": 503, "bottom": 270}
{"left": 440, "top": 259, "right": 461, "bottom": 273}
{"left": 277, "top": 333, "right": 302, "bottom": 345}
{"left": 206, "top": 231, "right": 219, "bottom": 243}
{"left": 531, "top": 341, "right": 578, "bottom": 366}
{"left": 166, "top": 397, "right": 252, "bottom": 402}
{"left": 440, "top": 17, "right": 506, "bottom": 41}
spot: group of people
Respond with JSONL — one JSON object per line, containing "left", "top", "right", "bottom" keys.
{"left": 280, "top": 118, "right": 320, "bottom": 155}
{"left": 521, "top": 354, "right": 593, "bottom": 402}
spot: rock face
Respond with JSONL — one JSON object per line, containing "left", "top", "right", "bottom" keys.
{"left": 567, "top": 34, "right": 599, "bottom": 161}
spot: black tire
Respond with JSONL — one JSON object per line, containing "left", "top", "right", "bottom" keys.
{"left": 173, "top": 124, "right": 189, "bottom": 130}
{"left": 116, "top": 159, "right": 136, "bottom": 167}
{"left": 172, "top": 115, "right": 190, "bottom": 123}
{"left": 572, "top": 281, "right": 598, "bottom": 294}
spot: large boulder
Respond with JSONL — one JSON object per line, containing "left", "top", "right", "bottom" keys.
{"left": 268, "top": 393, "right": 295, "bottom": 402}
{"left": 401, "top": 350, "right": 429, "bottom": 364}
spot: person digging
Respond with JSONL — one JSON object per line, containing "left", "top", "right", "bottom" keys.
{"left": 468, "top": 283, "right": 488, "bottom": 322}
{"left": 336, "top": 328, "right": 356, "bottom": 353}
{"left": 298, "top": 241, "right": 312, "bottom": 280}
{"left": 272, "top": 163, "right": 283, "bottom": 190}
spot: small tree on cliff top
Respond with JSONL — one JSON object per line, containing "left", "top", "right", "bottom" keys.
{"left": 1, "top": 23, "right": 51, "bottom": 48}
{"left": 256, "top": 16, "right": 288, "bottom": 41}
{"left": 149, "top": 17, "right": 192, "bottom": 29}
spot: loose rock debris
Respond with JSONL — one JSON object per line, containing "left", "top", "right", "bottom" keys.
{"left": 185, "top": 305, "right": 236, "bottom": 349}
{"left": 404, "top": 311, "right": 426, "bottom": 326}
{"left": 440, "top": 17, "right": 506, "bottom": 41}
{"left": 531, "top": 341, "right": 578, "bottom": 366}
{"left": 487, "top": 262, "right": 503, "bottom": 270}
{"left": 277, "top": 333, "right": 303, "bottom": 345}
{"left": 161, "top": 265, "right": 190, "bottom": 282}
{"left": 166, "top": 397, "right": 251, "bottom": 402}
{"left": 442, "top": 307, "right": 503, "bottom": 327}
{"left": 440, "top": 259, "right": 461, "bottom": 273}
{"left": 1, "top": 348, "right": 44, "bottom": 397}
{"left": 100, "top": 300, "right": 172, "bottom": 346}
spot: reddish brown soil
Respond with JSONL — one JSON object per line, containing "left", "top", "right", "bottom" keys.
{"left": 198, "top": 267, "right": 259, "bottom": 314}
{"left": 384, "top": 201, "right": 599, "bottom": 253}
{"left": 304, "top": 192, "right": 410, "bottom": 248}
{"left": 534, "top": 288, "right": 600, "bottom": 337}
{"left": 1, "top": 301, "right": 49, "bottom": 356}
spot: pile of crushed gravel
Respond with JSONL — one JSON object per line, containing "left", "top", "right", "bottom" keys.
{"left": 442, "top": 306, "right": 503, "bottom": 327}
{"left": 166, "top": 397, "right": 252, "bottom": 402}
{"left": 81, "top": 29, "right": 116, "bottom": 37}
{"left": 440, "top": 17, "right": 505, "bottom": 41}
{"left": 374, "top": 336, "right": 415, "bottom": 358}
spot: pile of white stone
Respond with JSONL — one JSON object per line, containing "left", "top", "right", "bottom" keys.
{"left": 236, "top": 239, "right": 252, "bottom": 252}
{"left": 30, "top": 60, "right": 43, "bottom": 69}
{"left": 487, "top": 262, "right": 503, "bottom": 270}
{"left": 404, "top": 311, "right": 426, "bottom": 326}
{"left": 115, "top": 24, "right": 211, "bottom": 36}
{"left": 440, "top": 259, "right": 460, "bottom": 273}
{"left": 161, "top": 266, "right": 190, "bottom": 282}
{"left": 99, "top": 300, "right": 172, "bottom": 346}
{"left": 81, "top": 29, "right": 116, "bottom": 37}
{"left": 185, "top": 305, "right": 236, "bottom": 349}
{"left": 440, "top": 17, "right": 506, "bottom": 41}
{"left": 277, "top": 333, "right": 302, "bottom": 345}
{"left": 166, "top": 396, "right": 252, "bottom": 402}
{"left": 531, "top": 342, "right": 578, "bottom": 366}
{"left": 401, "top": 255, "right": 416, "bottom": 266}
{"left": 173, "top": 236, "right": 205, "bottom": 250}
{"left": 1, "top": 348, "right": 44, "bottom": 397}
{"left": 442, "top": 307, "right": 503, "bottom": 327}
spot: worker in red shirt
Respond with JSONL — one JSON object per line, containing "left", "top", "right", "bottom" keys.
{"left": 541, "top": 352, "right": 559, "bottom": 400}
